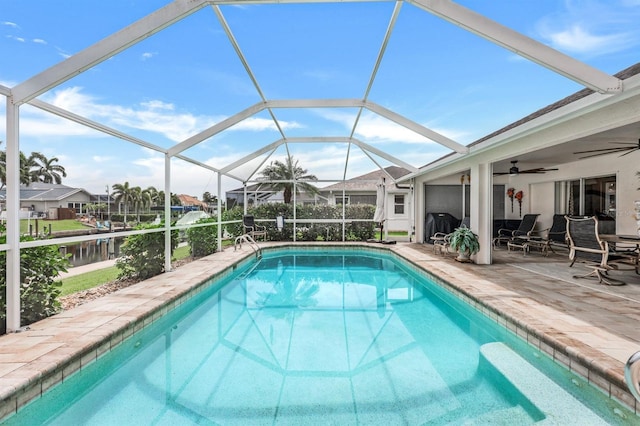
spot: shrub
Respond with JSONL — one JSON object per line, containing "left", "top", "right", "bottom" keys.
{"left": 116, "top": 222, "right": 178, "bottom": 280}
{"left": 236, "top": 202, "right": 376, "bottom": 241}
{"left": 0, "top": 233, "right": 69, "bottom": 333}
{"left": 186, "top": 218, "right": 218, "bottom": 258}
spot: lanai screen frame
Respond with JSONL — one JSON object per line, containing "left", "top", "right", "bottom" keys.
{"left": 2, "top": 0, "right": 623, "bottom": 332}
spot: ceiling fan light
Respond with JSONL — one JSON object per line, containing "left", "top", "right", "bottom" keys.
{"left": 509, "top": 166, "right": 519, "bottom": 176}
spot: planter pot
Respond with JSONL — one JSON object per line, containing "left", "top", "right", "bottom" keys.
{"left": 455, "top": 250, "right": 473, "bottom": 263}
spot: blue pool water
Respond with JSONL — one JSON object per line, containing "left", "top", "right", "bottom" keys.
{"left": 2, "top": 248, "right": 635, "bottom": 425}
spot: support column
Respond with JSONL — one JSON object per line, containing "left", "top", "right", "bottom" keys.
{"left": 217, "top": 172, "right": 222, "bottom": 252}
{"left": 6, "top": 99, "right": 20, "bottom": 332}
{"left": 470, "top": 162, "right": 492, "bottom": 265}
{"left": 293, "top": 181, "right": 297, "bottom": 242}
{"left": 164, "top": 154, "right": 172, "bottom": 273}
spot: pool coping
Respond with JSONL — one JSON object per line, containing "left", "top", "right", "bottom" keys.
{"left": 0, "top": 242, "right": 638, "bottom": 420}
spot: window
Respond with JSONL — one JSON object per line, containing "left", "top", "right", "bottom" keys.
{"left": 335, "top": 196, "right": 349, "bottom": 205}
{"left": 67, "top": 202, "right": 85, "bottom": 214}
{"left": 394, "top": 195, "right": 405, "bottom": 215}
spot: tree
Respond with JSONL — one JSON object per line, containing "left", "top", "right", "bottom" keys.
{"left": 111, "top": 182, "right": 136, "bottom": 224}
{"left": 28, "top": 152, "right": 67, "bottom": 184}
{"left": 145, "top": 186, "right": 161, "bottom": 207}
{"left": 0, "top": 149, "right": 41, "bottom": 190}
{"left": 259, "top": 155, "right": 319, "bottom": 204}
{"left": 202, "top": 191, "right": 216, "bottom": 204}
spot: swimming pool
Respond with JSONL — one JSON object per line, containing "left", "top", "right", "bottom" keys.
{"left": 2, "top": 247, "right": 636, "bottom": 424}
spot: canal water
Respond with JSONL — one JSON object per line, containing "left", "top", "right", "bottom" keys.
{"left": 59, "top": 237, "right": 124, "bottom": 268}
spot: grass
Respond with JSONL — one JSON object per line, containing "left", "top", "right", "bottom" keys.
{"left": 21, "top": 219, "right": 89, "bottom": 235}
{"left": 58, "top": 266, "right": 120, "bottom": 296}
{"left": 375, "top": 230, "right": 408, "bottom": 239}
{"left": 58, "top": 243, "right": 193, "bottom": 296}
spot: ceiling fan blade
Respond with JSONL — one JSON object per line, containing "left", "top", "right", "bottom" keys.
{"left": 577, "top": 149, "right": 632, "bottom": 159}
{"left": 574, "top": 147, "right": 628, "bottom": 155}
{"left": 619, "top": 148, "right": 638, "bottom": 157}
{"left": 519, "top": 167, "right": 559, "bottom": 174}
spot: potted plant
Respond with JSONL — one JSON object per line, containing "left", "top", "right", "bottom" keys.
{"left": 449, "top": 227, "right": 480, "bottom": 262}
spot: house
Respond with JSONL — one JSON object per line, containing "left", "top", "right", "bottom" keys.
{"left": 225, "top": 183, "right": 320, "bottom": 208}
{"left": 0, "top": 183, "right": 96, "bottom": 218}
{"left": 176, "top": 194, "right": 208, "bottom": 211}
{"left": 406, "top": 62, "right": 640, "bottom": 265}
{"left": 320, "top": 166, "right": 412, "bottom": 232}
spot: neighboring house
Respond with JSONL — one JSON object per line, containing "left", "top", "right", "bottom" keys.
{"left": 0, "top": 183, "right": 95, "bottom": 218}
{"left": 320, "top": 166, "right": 411, "bottom": 232}
{"left": 225, "top": 183, "right": 320, "bottom": 208}
{"left": 176, "top": 194, "right": 208, "bottom": 211}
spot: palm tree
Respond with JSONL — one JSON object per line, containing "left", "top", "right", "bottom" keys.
{"left": 145, "top": 186, "right": 160, "bottom": 207}
{"left": 0, "top": 148, "right": 40, "bottom": 190}
{"left": 154, "top": 190, "right": 181, "bottom": 207}
{"left": 28, "top": 152, "right": 67, "bottom": 184}
{"left": 111, "top": 182, "right": 136, "bottom": 224}
{"left": 133, "top": 186, "right": 153, "bottom": 221}
{"left": 260, "top": 155, "right": 319, "bottom": 204}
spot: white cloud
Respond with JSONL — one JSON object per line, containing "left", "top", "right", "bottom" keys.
{"left": 92, "top": 155, "right": 115, "bottom": 163}
{"left": 141, "top": 52, "right": 156, "bottom": 61}
{"left": 535, "top": 1, "right": 640, "bottom": 56}
{"left": 33, "top": 38, "right": 47, "bottom": 45}
{"left": 316, "top": 109, "right": 464, "bottom": 145}
{"left": 544, "top": 24, "right": 635, "bottom": 55}
{"left": 1, "top": 21, "right": 19, "bottom": 29}
{"left": 38, "top": 87, "right": 301, "bottom": 142}
{"left": 6, "top": 35, "right": 25, "bottom": 43}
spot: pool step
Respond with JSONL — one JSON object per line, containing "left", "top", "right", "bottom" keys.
{"left": 472, "top": 406, "right": 533, "bottom": 425}
{"left": 479, "top": 342, "right": 607, "bottom": 425}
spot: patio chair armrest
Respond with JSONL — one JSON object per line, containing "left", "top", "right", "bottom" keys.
{"left": 497, "top": 228, "right": 514, "bottom": 237}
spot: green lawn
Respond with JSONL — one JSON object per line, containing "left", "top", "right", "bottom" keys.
{"left": 58, "top": 266, "right": 120, "bottom": 296}
{"left": 20, "top": 219, "right": 89, "bottom": 235}
{"left": 375, "top": 230, "right": 407, "bottom": 239}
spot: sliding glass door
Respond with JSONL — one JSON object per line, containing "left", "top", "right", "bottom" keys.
{"left": 555, "top": 174, "right": 616, "bottom": 233}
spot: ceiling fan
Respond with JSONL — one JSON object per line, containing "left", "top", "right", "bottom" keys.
{"left": 573, "top": 138, "right": 640, "bottom": 159}
{"left": 493, "top": 160, "right": 558, "bottom": 176}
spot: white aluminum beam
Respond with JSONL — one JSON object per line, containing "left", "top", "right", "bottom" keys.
{"left": 168, "top": 101, "right": 267, "bottom": 157}
{"left": 29, "top": 99, "right": 168, "bottom": 154}
{"left": 281, "top": 136, "right": 353, "bottom": 143}
{"left": 352, "top": 139, "right": 419, "bottom": 172}
{"left": 212, "top": 5, "right": 287, "bottom": 139}
{"left": 267, "top": 99, "right": 364, "bottom": 109}
{"left": 352, "top": 1, "right": 402, "bottom": 138}
{"left": 0, "top": 84, "right": 10, "bottom": 96}
{"left": 5, "top": 100, "right": 20, "bottom": 332}
{"left": 210, "top": 0, "right": 389, "bottom": 4}
{"left": 12, "top": 0, "right": 209, "bottom": 104}
{"left": 220, "top": 140, "right": 284, "bottom": 173}
{"left": 409, "top": 0, "right": 622, "bottom": 94}
{"left": 363, "top": 101, "right": 468, "bottom": 153}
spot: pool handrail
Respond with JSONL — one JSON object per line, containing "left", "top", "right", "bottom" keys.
{"left": 625, "top": 350, "right": 640, "bottom": 402}
{"left": 233, "top": 233, "right": 262, "bottom": 259}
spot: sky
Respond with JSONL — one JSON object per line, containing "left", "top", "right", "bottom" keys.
{"left": 1, "top": 0, "right": 640, "bottom": 200}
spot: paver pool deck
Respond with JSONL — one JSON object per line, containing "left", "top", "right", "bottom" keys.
{"left": 1, "top": 242, "right": 639, "bottom": 420}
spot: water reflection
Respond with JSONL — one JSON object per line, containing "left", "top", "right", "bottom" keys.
{"left": 59, "top": 237, "right": 123, "bottom": 267}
